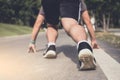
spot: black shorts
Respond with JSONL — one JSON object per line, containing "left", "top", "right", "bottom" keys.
{"left": 42, "top": 0, "right": 80, "bottom": 25}
{"left": 39, "top": 0, "right": 87, "bottom": 15}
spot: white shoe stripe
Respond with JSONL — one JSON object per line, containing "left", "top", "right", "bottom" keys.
{"left": 43, "top": 50, "right": 56, "bottom": 58}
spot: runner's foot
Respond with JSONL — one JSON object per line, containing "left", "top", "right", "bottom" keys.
{"left": 43, "top": 45, "right": 57, "bottom": 58}
{"left": 78, "top": 49, "right": 96, "bottom": 70}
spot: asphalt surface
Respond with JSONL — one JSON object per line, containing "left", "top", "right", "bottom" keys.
{"left": 0, "top": 30, "right": 120, "bottom": 80}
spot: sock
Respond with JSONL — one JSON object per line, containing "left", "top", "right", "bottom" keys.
{"left": 77, "top": 40, "right": 93, "bottom": 53}
{"left": 48, "top": 42, "right": 56, "bottom": 47}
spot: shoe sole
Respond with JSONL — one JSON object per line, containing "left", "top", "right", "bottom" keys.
{"left": 78, "top": 49, "right": 96, "bottom": 70}
{"left": 43, "top": 50, "right": 56, "bottom": 58}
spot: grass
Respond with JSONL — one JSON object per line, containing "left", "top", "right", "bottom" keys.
{"left": 0, "top": 23, "right": 32, "bottom": 37}
{"left": 95, "top": 31, "right": 120, "bottom": 48}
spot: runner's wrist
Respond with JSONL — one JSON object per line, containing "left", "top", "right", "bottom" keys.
{"left": 30, "top": 40, "right": 36, "bottom": 44}
{"left": 90, "top": 36, "right": 96, "bottom": 41}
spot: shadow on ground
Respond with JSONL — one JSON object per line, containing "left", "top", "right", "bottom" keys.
{"left": 56, "top": 45, "right": 81, "bottom": 70}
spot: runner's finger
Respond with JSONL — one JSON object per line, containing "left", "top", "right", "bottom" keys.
{"left": 33, "top": 47, "right": 36, "bottom": 53}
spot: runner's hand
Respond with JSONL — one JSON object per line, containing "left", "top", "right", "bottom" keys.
{"left": 91, "top": 40, "right": 99, "bottom": 49}
{"left": 28, "top": 43, "right": 36, "bottom": 53}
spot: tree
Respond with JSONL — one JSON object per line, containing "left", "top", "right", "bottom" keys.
{"left": 0, "top": 0, "right": 42, "bottom": 26}
{"left": 86, "top": 0, "right": 120, "bottom": 31}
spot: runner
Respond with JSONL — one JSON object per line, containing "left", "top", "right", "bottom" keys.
{"left": 28, "top": 0, "right": 99, "bottom": 70}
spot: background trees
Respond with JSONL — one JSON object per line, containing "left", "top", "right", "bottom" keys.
{"left": 86, "top": 0, "right": 120, "bottom": 31}
{"left": 0, "top": 0, "right": 41, "bottom": 26}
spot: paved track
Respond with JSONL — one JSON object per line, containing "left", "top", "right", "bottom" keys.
{"left": 0, "top": 30, "right": 120, "bottom": 80}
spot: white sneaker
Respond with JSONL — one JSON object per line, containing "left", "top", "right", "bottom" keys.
{"left": 78, "top": 49, "right": 96, "bottom": 70}
{"left": 43, "top": 45, "right": 56, "bottom": 58}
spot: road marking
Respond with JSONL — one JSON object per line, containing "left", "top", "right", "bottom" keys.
{"left": 94, "top": 49, "right": 120, "bottom": 80}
